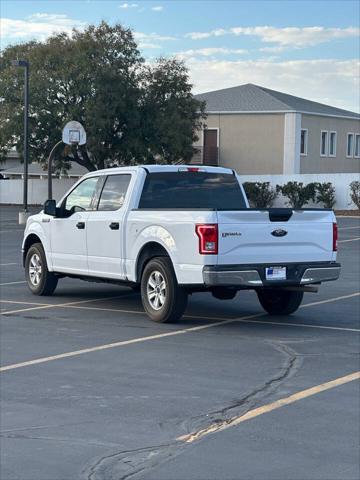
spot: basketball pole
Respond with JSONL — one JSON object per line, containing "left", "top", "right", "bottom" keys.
{"left": 47, "top": 140, "right": 63, "bottom": 200}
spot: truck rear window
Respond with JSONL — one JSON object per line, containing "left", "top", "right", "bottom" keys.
{"left": 139, "top": 172, "right": 246, "bottom": 209}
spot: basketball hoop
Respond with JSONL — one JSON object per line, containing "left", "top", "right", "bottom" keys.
{"left": 62, "top": 121, "right": 86, "bottom": 146}
{"left": 48, "top": 121, "right": 87, "bottom": 200}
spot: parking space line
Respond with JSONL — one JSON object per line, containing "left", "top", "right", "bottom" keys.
{"left": 338, "top": 226, "right": 360, "bottom": 230}
{"left": 0, "top": 294, "right": 134, "bottom": 316}
{"left": 177, "top": 371, "right": 360, "bottom": 443}
{"left": 300, "top": 291, "right": 360, "bottom": 307}
{"left": 0, "top": 281, "right": 26, "bottom": 286}
{"left": 1, "top": 292, "right": 359, "bottom": 373}
{"left": 0, "top": 313, "right": 263, "bottom": 372}
{"left": 338, "top": 237, "right": 360, "bottom": 243}
{"left": 0, "top": 263, "right": 18, "bottom": 266}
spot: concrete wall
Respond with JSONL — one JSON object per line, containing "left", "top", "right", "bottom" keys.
{"left": 239, "top": 173, "right": 359, "bottom": 210}
{"left": 197, "top": 113, "right": 285, "bottom": 174}
{"left": 0, "top": 178, "right": 78, "bottom": 205}
{"left": 300, "top": 115, "right": 360, "bottom": 174}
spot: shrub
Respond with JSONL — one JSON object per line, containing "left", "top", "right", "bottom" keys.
{"left": 242, "top": 182, "right": 278, "bottom": 208}
{"left": 349, "top": 181, "right": 360, "bottom": 209}
{"left": 276, "top": 181, "right": 316, "bottom": 209}
{"left": 315, "top": 182, "right": 336, "bottom": 209}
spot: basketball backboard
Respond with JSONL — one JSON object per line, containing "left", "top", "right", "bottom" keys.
{"left": 62, "top": 121, "right": 86, "bottom": 145}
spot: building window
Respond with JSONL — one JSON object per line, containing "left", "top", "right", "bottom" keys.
{"left": 329, "top": 131, "right": 337, "bottom": 157}
{"left": 355, "top": 134, "right": 360, "bottom": 158}
{"left": 347, "top": 133, "right": 354, "bottom": 157}
{"left": 320, "top": 131, "right": 328, "bottom": 156}
{"left": 300, "top": 129, "right": 308, "bottom": 155}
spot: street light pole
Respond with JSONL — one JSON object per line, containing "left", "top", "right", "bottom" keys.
{"left": 11, "top": 59, "right": 29, "bottom": 222}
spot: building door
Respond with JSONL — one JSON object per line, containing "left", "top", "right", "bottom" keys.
{"left": 203, "top": 129, "right": 218, "bottom": 165}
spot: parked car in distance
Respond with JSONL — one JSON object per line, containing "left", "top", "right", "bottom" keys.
{"left": 22, "top": 165, "right": 341, "bottom": 322}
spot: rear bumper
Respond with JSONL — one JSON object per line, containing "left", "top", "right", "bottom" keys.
{"left": 203, "top": 262, "right": 341, "bottom": 288}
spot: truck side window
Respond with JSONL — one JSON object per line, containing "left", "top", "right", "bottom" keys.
{"left": 97, "top": 174, "right": 131, "bottom": 211}
{"left": 65, "top": 177, "right": 99, "bottom": 212}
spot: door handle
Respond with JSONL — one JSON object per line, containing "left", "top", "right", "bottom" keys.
{"left": 109, "top": 222, "right": 119, "bottom": 230}
{"left": 76, "top": 222, "right": 85, "bottom": 229}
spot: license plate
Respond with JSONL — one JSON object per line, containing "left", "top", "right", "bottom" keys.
{"left": 265, "top": 266, "right": 286, "bottom": 281}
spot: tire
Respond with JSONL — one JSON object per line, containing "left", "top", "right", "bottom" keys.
{"left": 25, "top": 243, "right": 58, "bottom": 296}
{"left": 140, "top": 257, "right": 188, "bottom": 323}
{"left": 257, "top": 289, "right": 303, "bottom": 315}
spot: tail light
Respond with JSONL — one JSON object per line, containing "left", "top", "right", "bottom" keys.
{"left": 333, "top": 223, "right": 338, "bottom": 251}
{"left": 195, "top": 224, "right": 218, "bottom": 254}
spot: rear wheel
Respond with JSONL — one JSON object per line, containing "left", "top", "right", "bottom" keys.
{"left": 25, "top": 243, "right": 58, "bottom": 296}
{"left": 257, "top": 289, "right": 303, "bottom": 315}
{"left": 141, "top": 257, "right": 188, "bottom": 323}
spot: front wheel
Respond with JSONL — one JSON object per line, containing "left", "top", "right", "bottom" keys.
{"left": 25, "top": 243, "right": 58, "bottom": 296}
{"left": 257, "top": 289, "right": 303, "bottom": 315}
{"left": 141, "top": 257, "right": 188, "bottom": 323}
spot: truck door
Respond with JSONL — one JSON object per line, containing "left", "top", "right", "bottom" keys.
{"left": 86, "top": 173, "right": 132, "bottom": 280}
{"left": 49, "top": 176, "right": 100, "bottom": 274}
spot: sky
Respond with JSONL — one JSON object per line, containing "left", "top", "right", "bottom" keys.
{"left": 1, "top": 0, "right": 360, "bottom": 112}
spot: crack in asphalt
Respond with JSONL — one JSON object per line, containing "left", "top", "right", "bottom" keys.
{"left": 85, "top": 442, "right": 182, "bottom": 480}
{"left": 85, "top": 340, "right": 301, "bottom": 480}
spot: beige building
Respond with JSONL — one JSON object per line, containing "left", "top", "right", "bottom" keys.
{"left": 193, "top": 84, "right": 360, "bottom": 174}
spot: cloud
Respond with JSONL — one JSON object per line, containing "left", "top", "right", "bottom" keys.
{"left": 185, "top": 29, "right": 226, "bottom": 40}
{"left": 134, "top": 31, "right": 175, "bottom": 42}
{"left": 185, "top": 26, "right": 359, "bottom": 48}
{"left": 0, "top": 14, "right": 85, "bottom": 42}
{"left": 152, "top": 6, "right": 163, "bottom": 11}
{"left": 119, "top": 3, "right": 139, "bottom": 8}
{"left": 176, "top": 47, "right": 248, "bottom": 59}
{"left": 138, "top": 42, "right": 162, "bottom": 49}
{"left": 186, "top": 58, "right": 360, "bottom": 113}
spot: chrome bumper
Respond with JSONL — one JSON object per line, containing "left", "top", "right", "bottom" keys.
{"left": 203, "top": 269, "right": 263, "bottom": 286}
{"left": 300, "top": 267, "right": 341, "bottom": 284}
{"left": 203, "top": 263, "right": 341, "bottom": 288}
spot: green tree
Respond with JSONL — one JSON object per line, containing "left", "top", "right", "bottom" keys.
{"left": 0, "top": 22, "right": 206, "bottom": 172}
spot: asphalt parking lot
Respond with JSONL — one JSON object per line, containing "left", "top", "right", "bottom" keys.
{"left": 0, "top": 205, "right": 359, "bottom": 480}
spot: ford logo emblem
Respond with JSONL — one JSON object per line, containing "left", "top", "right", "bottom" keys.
{"left": 271, "top": 228, "right": 288, "bottom": 237}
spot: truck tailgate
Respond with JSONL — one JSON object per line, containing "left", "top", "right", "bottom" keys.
{"left": 217, "top": 210, "right": 335, "bottom": 264}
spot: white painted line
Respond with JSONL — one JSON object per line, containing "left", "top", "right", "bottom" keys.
{"left": 0, "top": 294, "right": 133, "bottom": 316}
{"left": 301, "top": 291, "right": 360, "bottom": 307}
{"left": 0, "top": 300, "right": 49, "bottom": 306}
{"left": 0, "top": 229, "right": 24, "bottom": 233}
{"left": 338, "top": 237, "right": 360, "bottom": 243}
{"left": 0, "top": 281, "right": 26, "bottom": 286}
{"left": 0, "top": 313, "right": 263, "bottom": 372}
{"left": 1, "top": 292, "right": 359, "bottom": 372}
{"left": 178, "top": 371, "right": 360, "bottom": 443}
{"left": 0, "top": 263, "right": 18, "bottom": 266}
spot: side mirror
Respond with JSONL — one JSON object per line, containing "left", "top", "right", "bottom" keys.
{"left": 44, "top": 199, "right": 56, "bottom": 216}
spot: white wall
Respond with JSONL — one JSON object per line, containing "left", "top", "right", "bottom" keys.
{"left": 239, "top": 173, "right": 359, "bottom": 210}
{"left": 0, "top": 179, "right": 78, "bottom": 205}
{"left": 1, "top": 174, "right": 359, "bottom": 209}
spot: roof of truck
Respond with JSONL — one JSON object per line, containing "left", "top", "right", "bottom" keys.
{"left": 87, "top": 164, "right": 235, "bottom": 176}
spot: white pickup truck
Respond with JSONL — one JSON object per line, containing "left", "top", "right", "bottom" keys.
{"left": 22, "top": 165, "right": 340, "bottom": 322}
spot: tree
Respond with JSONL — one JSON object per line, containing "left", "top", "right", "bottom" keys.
{"left": 0, "top": 22, "right": 206, "bottom": 172}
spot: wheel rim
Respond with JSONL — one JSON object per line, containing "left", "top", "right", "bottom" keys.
{"left": 29, "top": 253, "right": 42, "bottom": 286}
{"left": 147, "top": 270, "right": 166, "bottom": 311}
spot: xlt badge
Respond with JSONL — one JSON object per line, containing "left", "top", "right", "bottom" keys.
{"left": 222, "top": 232, "right": 242, "bottom": 238}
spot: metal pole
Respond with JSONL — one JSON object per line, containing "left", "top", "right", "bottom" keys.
{"left": 47, "top": 140, "right": 63, "bottom": 200}
{"left": 23, "top": 63, "right": 29, "bottom": 212}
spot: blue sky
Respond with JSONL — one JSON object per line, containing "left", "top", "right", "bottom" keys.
{"left": 1, "top": 0, "right": 359, "bottom": 111}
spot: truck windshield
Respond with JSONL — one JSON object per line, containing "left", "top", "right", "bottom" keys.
{"left": 139, "top": 172, "right": 246, "bottom": 209}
